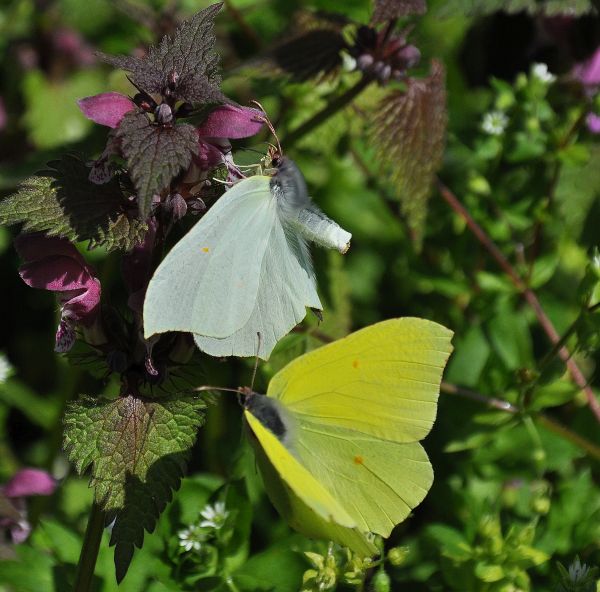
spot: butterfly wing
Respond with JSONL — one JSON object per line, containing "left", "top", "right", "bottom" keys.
{"left": 268, "top": 318, "right": 453, "bottom": 442}
{"left": 194, "top": 207, "right": 322, "bottom": 359}
{"left": 244, "top": 410, "right": 377, "bottom": 555}
{"left": 260, "top": 318, "right": 453, "bottom": 537}
{"left": 144, "top": 176, "right": 275, "bottom": 340}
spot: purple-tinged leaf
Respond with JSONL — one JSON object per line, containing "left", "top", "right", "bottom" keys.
{"left": 268, "top": 28, "right": 348, "bottom": 82}
{"left": 117, "top": 111, "right": 199, "bottom": 219}
{"left": 63, "top": 393, "right": 207, "bottom": 582}
{"left": 371, "top": 60, "right": 447, "bottom": 247}
{"left": 78, "top": 92, "right": 135, "bottom": 128}
{"left": 371, "top": 0, "right": 427, "bottom": 24}
{"left": 0, "top": 155, "right": 147, "bottom": 252}
{"left": 99, "top": 3, "right": 225, "bottom": 105}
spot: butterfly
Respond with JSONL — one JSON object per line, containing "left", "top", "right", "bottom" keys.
{"left": 240, "top": 317, "right": 453, "bottom": 553}
{"left": 143, "top": 157, "right": 351, "bottom": 359}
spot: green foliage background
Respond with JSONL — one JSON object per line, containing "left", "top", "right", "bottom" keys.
{"left": 0, "top": 0, "right": 599, "bottom": 590}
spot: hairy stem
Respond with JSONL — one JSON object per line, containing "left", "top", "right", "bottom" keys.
{"left": 282, "top": 77, "right": 373, "bottom": 148}
{"left": 74, "top": 502, "right": 105, "bottom": 592}
{"left": 437, "top": 179, "right": 600, "bottom": 424}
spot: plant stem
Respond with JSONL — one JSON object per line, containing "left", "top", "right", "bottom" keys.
{"left": 74, "top": 502, "right": 105, "bottom": 592}
{"left": 441, "top": 382, "right": 600, "bottom": 461}
{"left": 437, "top": 179, "right": 600, "bottom": 424}
{"left": 282, "top": 77, "right": 373, "bottom": 148}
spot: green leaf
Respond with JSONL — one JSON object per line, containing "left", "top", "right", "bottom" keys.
{"left": 117, "top": 112, "right": 199, "bottom": 219}
{"left": 63, "top": 393, "right": 207, "bottom": 582}
{"left": 0, "top": 154, "right": 147, "bottom": 252}
{"left": 371, "top": 61, "right": 447, "bottom": 247}
{"left": 445, "top": 325, "right": 490, "bottom": 387}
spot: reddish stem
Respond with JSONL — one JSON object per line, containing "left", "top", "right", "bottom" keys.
{"left": 437, "top": 179, "right": 600, "bottom": 424}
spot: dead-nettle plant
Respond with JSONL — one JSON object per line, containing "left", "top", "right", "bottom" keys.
{"left": 0, "top": 0, "right": 445, "bottom": 586}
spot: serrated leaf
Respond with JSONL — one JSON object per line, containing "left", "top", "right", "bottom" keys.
{"left": 99, "top": 3, "right": 224, "bottom": 104}
{"left": 117, "top": 111, "right": 199, "bottom": 219}
{"left": 63, "top": 393, "right": 206, "bottom": 582}
{"left": 0, "top": 154, "right": 147, "bottom": 252}
{"left": 435, "top": 0, "right": 596, "bottom": 17}
{"left": 371, "top": 60, "right": 447, "bottom": 247}
{"left": 371, "top": 0, "right": 427, "bottom": 24}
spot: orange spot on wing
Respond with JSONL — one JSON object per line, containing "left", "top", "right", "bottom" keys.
{"left": 352, "top": 360, "right": 359, "bottom": 369}
{"left": 353, "top": 455, "right": 364, "bottom": 465}
{"left": 201, "top": 247, "right": 210, "bottom": 253}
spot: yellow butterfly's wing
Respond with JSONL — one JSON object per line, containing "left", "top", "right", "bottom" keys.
{"left": 292, "top": 420, "right": 433, "bottom": 536}
{"left": 245, "top": 411, "right": 377, "bottom": 555}
{"left": 267, "top": 318, "right": 453, "bottom": 443}
{"left": 244, "top": 410, "right": 355, "bottom": 527}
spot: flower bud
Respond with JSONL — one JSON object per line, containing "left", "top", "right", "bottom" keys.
{"left": 155, "top": 103, "right": 174, "bottom": 125}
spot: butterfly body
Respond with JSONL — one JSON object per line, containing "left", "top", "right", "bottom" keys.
{"left": 144, "top": 158, "right": 351, "bottom": 359}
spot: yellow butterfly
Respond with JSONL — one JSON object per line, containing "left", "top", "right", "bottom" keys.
{"left": 242, "top": 317, "right": 453, "bottom": 553}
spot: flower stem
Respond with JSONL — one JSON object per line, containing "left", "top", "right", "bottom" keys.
{"left": 74, "top": 502, "right": 105, "bottom": 592}
{"left": 437, "top": 178, "right": 600, "bottom": 424}
{"left": 282, "top": 76, "right": 373, "bottom": 148}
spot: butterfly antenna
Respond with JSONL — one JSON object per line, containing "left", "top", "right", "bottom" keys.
{"left": 250, "top": 332, "right": 262, "bottom": 392}
{"left": 250, "top": 100, "right": 283, "bottom": 157}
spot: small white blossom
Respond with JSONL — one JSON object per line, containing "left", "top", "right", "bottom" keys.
{"left": 178, "top": 525, "right": 205, "bottom": 552}
{"left": 199, "top": 501, "right": 229, "bottom": 529}
{"left": 0, "top": 353, "right": 12, "bottom": 384}
{"left": 532, "top": 63, "right": 556, "bottom": 84}
{"left": 568, "top": 557, "right": 591, "bottom": 583}
{"left": 481, "top": 110, "right": 509, "bottom": 136}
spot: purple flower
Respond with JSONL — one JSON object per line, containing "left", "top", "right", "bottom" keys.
{"left": 15, "top": 235, "right": 102, "bottom": 352}
{"left": 78, "top": 93, "right": 264, "bottom": 181}
{"left": 0, "top": 468, "right": 56, "bottom": 544}
{"left": 77, "top": 92, "right": 136, "bottom": 129}
{"left": 572, "top": 47, "right": 600, "bottom": 134}
{"left": 573, "top": 47, "right": 600, "bottom": 89}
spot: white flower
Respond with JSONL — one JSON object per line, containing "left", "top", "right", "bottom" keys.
{"left": 178, "top": 525, "right": 205, "bottom": 552}
{"left": 481, "top": 110, "right": 509, "bottom": 136}
{"left": 0, "top": 353, "right": 12, "bottom": 384}
{"left": 199, "top": 501, "right": 229, "bottom": 529}
{"left": 531, "top": 63, "right": 556, "bottom": 84}
{"left": 568, "top": 557, "right": 591, "bottom": 583}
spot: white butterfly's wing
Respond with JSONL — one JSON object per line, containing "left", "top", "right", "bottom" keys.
{"left": 194, "top": 211, "right": 322, "bottom": 359}
{"left": 144, "top": 176, "right": 275, "bottom": 339}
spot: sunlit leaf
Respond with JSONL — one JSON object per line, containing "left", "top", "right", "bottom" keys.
{"left": 371, "top": 60, "right": 447, "bottom": 246}
{"left": 63, "top": 393, "right": 206, "bottom": 582}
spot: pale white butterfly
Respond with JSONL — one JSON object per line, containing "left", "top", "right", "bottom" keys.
{"left": 143, "top": 157, "right": 351, "bottom": 359}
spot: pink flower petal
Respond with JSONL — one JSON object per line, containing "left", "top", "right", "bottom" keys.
{"left": 586, "top": 112, "right": 600, "bottom": 134}
{"left": 196, "top": 105, "right": 265, "bottom": 139}
{"left": 3, "top": 469, "right": 56, "bottom": 498}
{"left": 15, "top": 235, "right": 101, "bottom": 323}
{"left": 573, "top": 47, "right": 600, "bottom": 87}
{"left": 77, "top": 92, "right": 135, "bottom": 128}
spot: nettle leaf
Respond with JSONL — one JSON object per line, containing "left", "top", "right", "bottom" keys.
{"left": 371, "top": 60, "right": 447, "bottom": 247}
{"left": 63, "top": 393, "right": 206, "bottom": 582}
{"left": 99, "top": 3, "right": 224, "bottom": 104}
{"left": 118, "top": 111, "right": 198, "bottom": 219}
{"left": 436, "top": 0, "right": 595, "bottom": 17}
{"left": 0, "top": 155, "right": 146, "bottom": 252}
{"left": 372, "top": 0, "right": 427, "bottom": 24}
